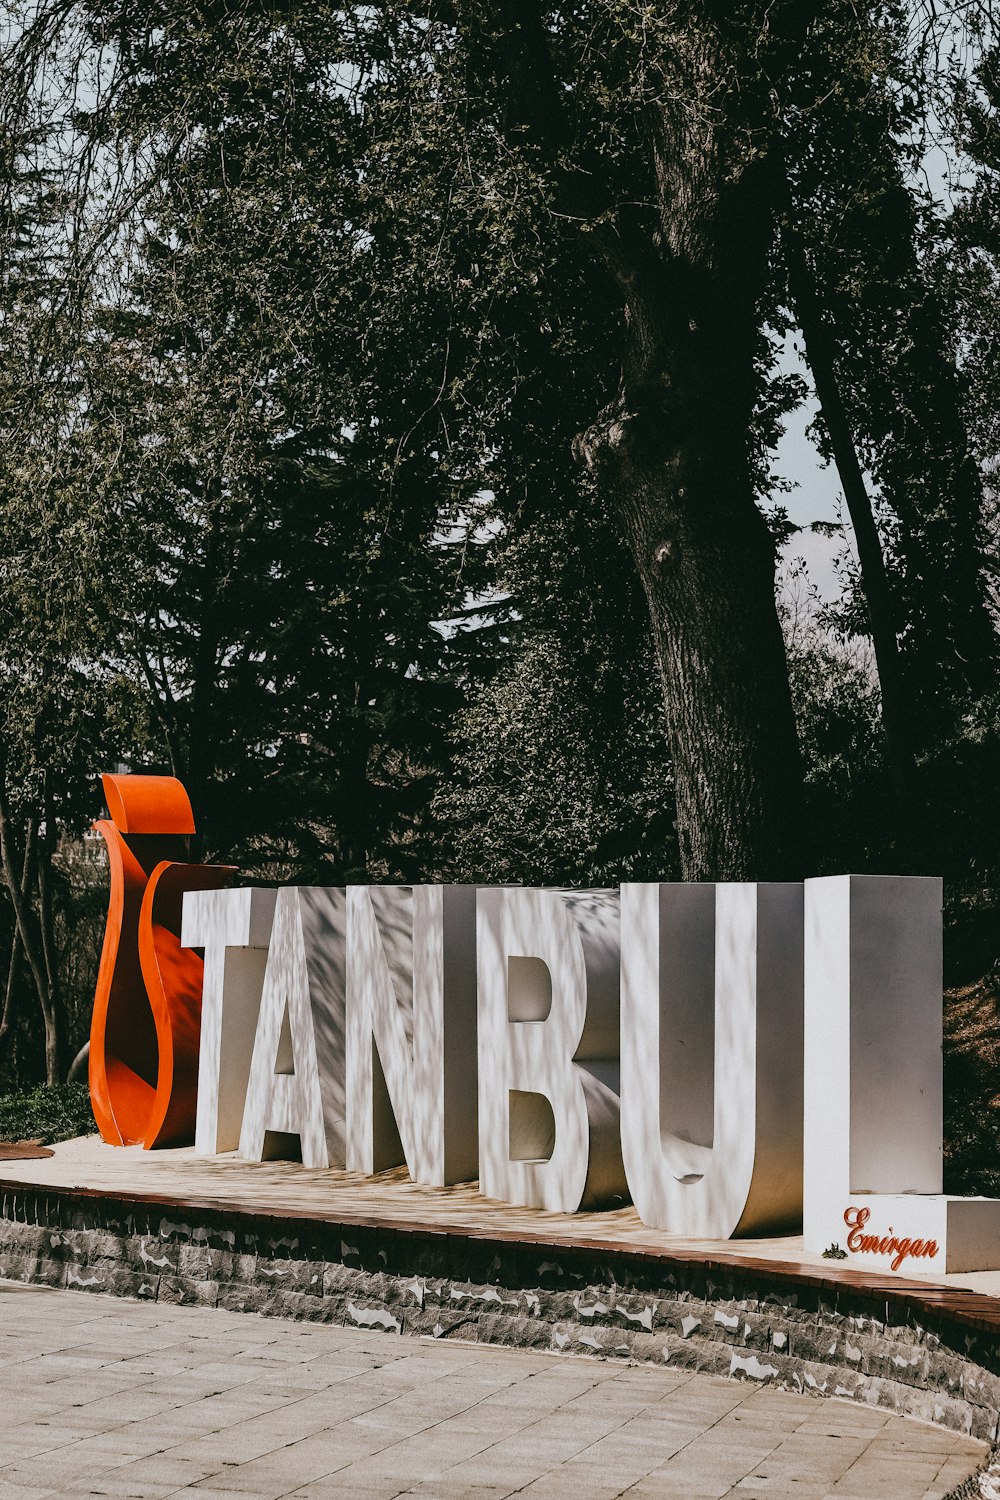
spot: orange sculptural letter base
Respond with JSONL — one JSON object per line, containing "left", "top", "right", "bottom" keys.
{"left": 90, "top": 773, "right": 234, "bottom": 1148}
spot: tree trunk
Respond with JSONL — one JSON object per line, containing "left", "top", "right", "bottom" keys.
{"left": 576, "top": 148, "right": 807, "bottom": 879}
{"left": 786, "top": 90, "right": 999, "bottom": 734}
{"left": 36, "top": 770, "right": 63, "bottom": 1085}
{"left": 786, "top": 234, "right": 919, "bottom": 836}
{"left": 184, "top": 494, "right": 225, "bottom": 858}
{"left": 0, "top": 825, "right": 35, "bottom": 1064}
{"left": 577, "top": 393, "right": 804, "bottom": 880}
{"left": 0, "top": 766, "right": 62, "bottom": 1085}
{"left": 0, "top": 926, "right": 21, "bottom": 1062}
{"left": 339, "top": 659, "right": 374, "bottom": 881}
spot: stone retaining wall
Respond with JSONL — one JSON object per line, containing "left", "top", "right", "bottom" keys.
{"left": 0, "top": 1185, "right": 998, "bottom": 1446}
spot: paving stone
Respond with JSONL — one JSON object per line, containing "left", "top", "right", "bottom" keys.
{"left": 0, "top": 1281, "right": 985, "bottom": 1500}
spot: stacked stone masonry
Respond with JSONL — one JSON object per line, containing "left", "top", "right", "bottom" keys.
{"left": 0, "top": 1186, "right": 997, "bottom": 1447}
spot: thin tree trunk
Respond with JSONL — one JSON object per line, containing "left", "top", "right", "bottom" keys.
{"left": 0, "top": 824, "right": 36, "bottom": 1063}
{"left": 0, "top": 777, "right": 50, "bottom": 1034}
{"left": 0, "top": 926, "right": 21, "bottom": 1059}
{"left": 135, "top": 637, "right": 183, "bottom": 779}
{"left": 785, "top": 104, "right": 998, "bottom": 732}
{"left": 786, "top": 236, "right": 919, "bottom": 829}
{"left": 36, "top": 770, "right": 63, "bottom": 1085}
{"left": 184, "top": 494, "right": 225, "bottom": 855}
{"left": 0, "top": 762, "right": 62, "bottom": 1083}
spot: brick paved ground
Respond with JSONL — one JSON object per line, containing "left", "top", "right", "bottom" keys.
{"left": 0, "top": 1281, "right": 985, "bottom": 1500}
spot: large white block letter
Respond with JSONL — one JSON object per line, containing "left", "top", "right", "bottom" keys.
{"left": 477, "top": 887, "right": 626, "bottom": 1212}
{"left": 346, "top": 884, "right": 478, "bottom": 1185}
{"left": 181, "top": 886, "right": 277, "bottom": 1154}
{"left": 620, "top": 882, "right": 803, "bottom": 1238}
{"left": 803, "top": 874, "right": 1000, "bottom": 1275}
{"left": 239, "top": 887, "right": 347, "bottom": 1168}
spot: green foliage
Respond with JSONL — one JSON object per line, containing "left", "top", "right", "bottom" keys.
{"left": 434, "top": 479, "right": 678, "bottom": 884}
{"left": 0, "top": 1082, "right": 94, "bottom": 1143}
{"left": 944, "top": 1107, "right": 1000, "bottom": 1199}
{"left": 942, "top": 972, "right": 1000, "bottom": 1198}
{"left": 437, "top": 629, "right": 678, "bottom": 886}
{"left": 780, "top": 571, "right": 895, "bottom": 873}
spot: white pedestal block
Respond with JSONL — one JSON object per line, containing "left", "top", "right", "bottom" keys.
{"left": 477, "top": 888, "right": 626, "bottom": 1212}
{"left": 809, "top": 1192, "right": 1000, "bottom": 1277}
{"left": 181, "top": 886, "right": 277, "bottom": 1155}
{"left": 620, "top": 882, "right": 803, "bottom": 1238}
{"left": 803, "top": 873, "right": 1000, "bottom": 1275}
{"left": 346, "top": 884, "right": 478, "bottom": 1186}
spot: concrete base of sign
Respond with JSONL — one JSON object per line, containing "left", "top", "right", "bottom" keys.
{"left": 807, "top": 1193, "right": 1000, "bottom": 1277}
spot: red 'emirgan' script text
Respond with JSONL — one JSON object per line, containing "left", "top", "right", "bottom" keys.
{"left": 843, "top": 1207, "right": 939, "bottom": 1270}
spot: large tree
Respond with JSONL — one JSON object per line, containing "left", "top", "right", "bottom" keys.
{"left": 430, "top": 0, "right": 815, "bottom": 879}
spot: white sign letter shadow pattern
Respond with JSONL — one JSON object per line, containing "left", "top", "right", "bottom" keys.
{"left": 477, "top": 887, "right": 626, "bottom": 1212}
{"left": 346, "top": 884, "right": 477, "bottom": 1185}
{"left": 620, "top": 882, "right": 803, "bottom": 1238}
{"left": 239, "top": 887, "right": 347, "bottom": 1168}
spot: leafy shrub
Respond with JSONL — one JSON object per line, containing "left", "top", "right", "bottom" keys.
{"left": 0, "top": 1082, "right": 95, "bottom": 1144}
{"left": 943, "top": 975, "right": 1000, "bottom": 1197}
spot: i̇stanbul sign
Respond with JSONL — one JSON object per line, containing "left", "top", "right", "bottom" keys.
{"left": 90, "top": 775, "right": 1000, "bottom": 1280}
